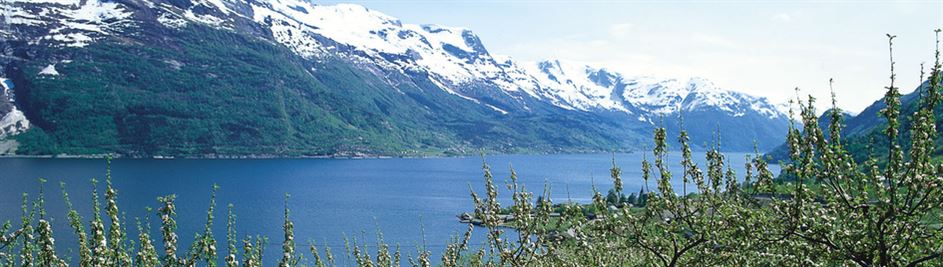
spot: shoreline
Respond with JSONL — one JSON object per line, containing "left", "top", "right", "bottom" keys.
{"left": 0, "top": 152, "right": 620, "bottom": 160}
{"left": 0, "top": 148, "right": 782, "bottom": 160}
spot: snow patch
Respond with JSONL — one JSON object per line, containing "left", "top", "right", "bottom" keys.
{"left": 183, "top": 10, "right": 226, "bottom": 26}
{"left": 199, "top": 0, "right": 232, "bottom": 15}
{"left": 0, "top": 106, "right": 29, "bottom": 139}
{"left": 0, "top": 78, "right": 12, "bottom": 92}
{"left": 427, "top": 77, "right": 480, "bottom": 104}
{"left": 64, "top": 0, "right": 133, "bottom": 24}
{"left": 11, "top": 0, "right": 82, "bottom": 4}
{"left": 485, "top": 104, "right": 509, "bottom": 115}
{"left": 39, "top": 64, "right": 60, "bottom": 76}
{"left": 158, "top": 13, "right": 188, "bottom": 29}
{"left": 4, "top": 0, "right": 134, "bottom": 47}
{"left": 46, "top": 32, "right": 94, "bottom": 47}
{"left": 419, "top": 24, "right": 474, "bottom": 52}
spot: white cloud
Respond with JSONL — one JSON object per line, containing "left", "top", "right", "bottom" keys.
{"left": 588, "top": 39, "right": 609, "bottom": 47}
{"left": 608, "top": 23, "right": 634, "bottom": 38}
{"left": 691, "top": 33, "right": 740, "bottom": 49}
{"left": 771, "top": 13, "right": 793, "bottom": 23}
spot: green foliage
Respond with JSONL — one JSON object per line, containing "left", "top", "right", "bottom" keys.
{"left": 14, "top": 128, "right": 58, "bottom": 155}
{"left": 135, "top": 211, "right": 160, "bottom": 267}
{"left": 186, "top": 184, "right": 219, "bottom": 266}
{"left": 224, "top": 204, "right": 237, "bottom": 267}
{"left": 104, "top": 158, "right": 133, "bottom": 266}
{"left": 156, "top": 194, "right": 179, "bottom": 266}
{"left": 35, "top": 179, "right": 67, "bottom": 267}
{"left": 241, "top": 235, "right": 265, "bottom": 267}
{"left": 278, "top": 194, "right": 298, "bottom": 267}
{"left": 59, "top": 181, "right": 90, "bottom": 265}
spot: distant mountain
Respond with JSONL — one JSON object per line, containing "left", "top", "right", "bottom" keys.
{"left": 842, "top": 81, "right": 943, "bottom": 163}
{"left": 766, "top": 81, "right": 942, "bottom": 163}
{"left": 0, "top": 0, "right": 790, "bottom": 157}
{"left": 517, "top": 60, "right": 791, "bottom": 151}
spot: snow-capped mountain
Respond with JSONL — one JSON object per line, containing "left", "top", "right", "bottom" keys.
{"left": 0, "top": 0, "right": 790, "bottom": 155}
{"left": 238, "top": 0, "right": 790, "bottom": 123}
{"left": 516, "top": 60, "right": 788, "bottom": 120}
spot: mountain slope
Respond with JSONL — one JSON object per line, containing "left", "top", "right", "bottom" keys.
{"left": 765, "top": 81, "right": 942, "bottom": 163}
{"left": 842, "top": 81, "right": 943, "bottom": 162}
{"left": 0, "top": 0, "right": 790, "bottom": 156}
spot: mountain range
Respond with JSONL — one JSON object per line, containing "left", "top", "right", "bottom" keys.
{"left": 0, "top": 0, "right": 791, "bottom": 157}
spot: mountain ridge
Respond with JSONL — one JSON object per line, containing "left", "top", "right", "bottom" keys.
{"left": 0, "top": 0, "right": 791, "bottom": 156}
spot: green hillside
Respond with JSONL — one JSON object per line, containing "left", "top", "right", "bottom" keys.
{"left": 766, "top": 81, "right": 943, "bottom": 164}
{"left": 9, "top": 25, "right": 647, "bottom": 157}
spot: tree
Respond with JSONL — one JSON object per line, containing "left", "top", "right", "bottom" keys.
{"left": 605, "top": 189, "right": 621, "bottom": 206}
{"left": 636, "top": 188, "right": 648, "bottom": 207}
{"left": 625, "top": 193, "right": 638, "bottom": 207}
{"left": 760, "top": 32, "right": 943, "bottom": 266}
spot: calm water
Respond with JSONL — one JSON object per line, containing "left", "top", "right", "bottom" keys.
{"left": 0, "top": 152, "right": 777, "bottom": 265}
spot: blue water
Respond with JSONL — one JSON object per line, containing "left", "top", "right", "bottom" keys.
{"left": 0, "top": 152, "right": 777, "bottom": 265}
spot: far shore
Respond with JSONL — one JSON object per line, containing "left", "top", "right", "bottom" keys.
{"left": 0, "top": 148, "right": 790, "bottom": 161}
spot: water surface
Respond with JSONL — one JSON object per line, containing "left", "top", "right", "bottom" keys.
{"left": 0, "top": 152, "right": 778, "bottom": 265}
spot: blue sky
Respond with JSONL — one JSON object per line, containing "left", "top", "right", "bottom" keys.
{"left": 317, "top": 0, "right": 942, "bottom": 113}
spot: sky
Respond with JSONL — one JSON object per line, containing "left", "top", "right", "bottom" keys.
{"left": 316, "top": 0, "right": 943, "bottom": 113}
